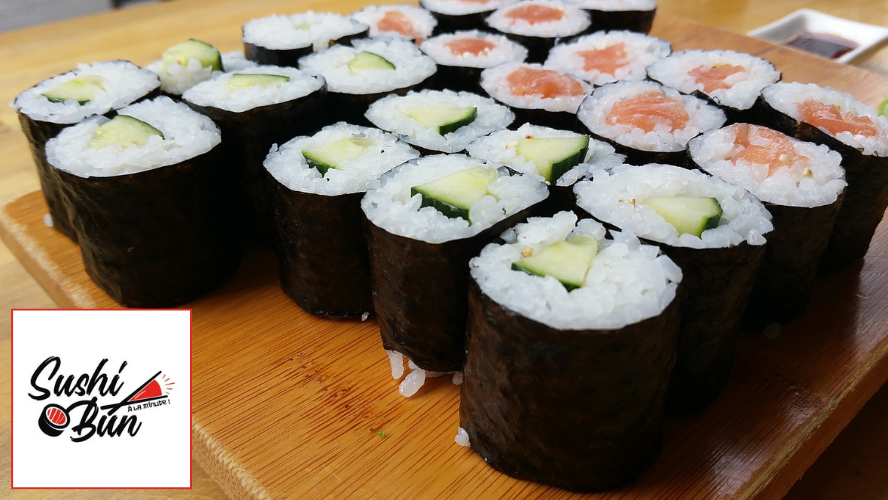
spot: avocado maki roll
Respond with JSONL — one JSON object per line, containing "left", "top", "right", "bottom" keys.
{"left": 461, "top": 211, "right": 682, "bottom": 491}
{"left": 545, "top": 30, "right": 672, "bottom": 87}
{"left": 264, "top": 123, "right": 419, "bottom": 317}
{"left": 243, "top": 12, "right": 369, "bottom": 68}
{"left": 562, "top": 0, "right": 657, "bottom": 34}
{"left": 485, "top": 0, "right": 591, "bottom": 63}
{"left": 420, "top": 30, "right": 528, "bottom": 94}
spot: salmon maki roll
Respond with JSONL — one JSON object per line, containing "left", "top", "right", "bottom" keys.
{"left": 421, "top": 0, "right": 519, "bottom": 34}
{"left": 420, "top": 30, "right": 528, "bottom": 93}
{"left": 546, "top": 30, "right": 671, "bottom": 87}
{"left": 563, "top": 0, "right": 657, "bottom": 34}
{"left": 351, "top": 5, "right": 437, "bottom": 42}
{"left": 485, "top": 0, "right": 591, "bottom": 62}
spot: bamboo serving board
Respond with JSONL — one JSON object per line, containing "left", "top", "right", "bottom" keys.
{"left": 3, "top": 8, "right": 888, "bottom": 500}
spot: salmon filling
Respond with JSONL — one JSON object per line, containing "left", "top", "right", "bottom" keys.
{"left": 377, "top": 11, "right": 417, "bottom": 38}
{"left": 799, "top": 100, "right": 879, "bottom": 137}
{"left": 689, "top": 64, "right": 745, "bottom": 93}
{"left": 607, "top": 91, "right": 689, "bottom": 132}
{"left": 577, "top": 43, "right": 628, "bottom": 75}
{"left": 504, "top": 4, "right": 565, "bottom": 24}
{"left": 445, "top": 37, "right": 497, "bottom": 57}
{"left": 506, "top": 67, "right": 583, "bottom": 99}
{"left": 728, "top": 123, "right": 809, "bottom": 177}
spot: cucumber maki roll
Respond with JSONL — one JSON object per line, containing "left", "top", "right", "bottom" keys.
{"left": 420, "top": 30, "right": 528, "bottom": 94}
{"left": 12, "top": 61, "right": 160, "bottom": 241}
{"left": 545, "top": 31, "right": 672, "bottom": 87}
{"left": 351, "top": 5, "right": 437, "bottom": 41}
{"left": 688, "top": 123, "right": 847, "bottom": 325}
{"left": 243, "top": 12, "right": 369, "bottom": 68}
{"left": 264, "top": 123, "right": 419, "bottom": 317}
{"left": 562, "top": 0, "right": 657, "bottom": 34}
{"left": 44, "top": 96, "right": 241, "bottom": 307}
{"left": 421, "top": 0, "right": 519, "bottom": 34}
{"left": 461, "top": 211, "right": 682, "bottom": 491}
{"left": 362, "top": 154, "right": 548, "bottom": 386}
{"left": 146, "top": 38, "right": 259, "bottom": 96}
{"left": 485, "top": 0, "right": 591, "bottom": 63}
{"left": 575, "top": 163, "right": 773, "bottom": 411}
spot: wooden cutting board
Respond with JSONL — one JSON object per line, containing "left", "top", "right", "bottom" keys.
{"left": 3, "top": 10, "right": 888, "bottom": 500}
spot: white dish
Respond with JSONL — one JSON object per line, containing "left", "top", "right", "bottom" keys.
{"left": 747, "top": 9, "right": 888, "bottom": 63}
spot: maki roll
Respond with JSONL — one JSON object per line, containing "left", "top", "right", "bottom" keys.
{"left": 362, "top": 154, "right": 548, "bottom": 382}
{"left": 264, "top": 123, "right": 419, "bottom": 317}
{"left": 351, "top": 5, "right": 437, "bottom": 41}
{"left": 545, "top": 30, "right": 671, "bottom": 87}
{"left": 243, "top": 12, "right": 369, "bottom": 68}
{"left": 578, "top": 80, "right": 726, "bottom": 166}
{"left": 461, "top": 211, "right": 682, "bottom": 491}
{"left": 575, "top": 164, "right": 772, "bottom": 411}
{"left": 646, "top": 50, "right": 781, "bottom": 124}
{"left": 758, "top": 82, "right": 888, "bottom": 271}
{"left": 365, "top": 89, "right": 515, "bottom": 155}
{"left": 466, "top": 122, "right": 625, "bottom": 213}
{"left": 182, "top": 65, "right": 327, "bottom": 240}
{"left": 481, "top": 62, "right": 590, "bottom": 132}
{"left": 44, "top": 96, "right": 242, "bottom": 307}
{"left": 689, "top": 123, "right": 847, "bottom": 325}
{"left": 562, "top": 0, "right": 657, "bottom": 34}
{"left": 299, "top": 38, "right": 437, "bottom": 126}
{"left": 421, "top": 0, "right": 518, "bottom": 34}
{"left": 146, "top": 39, "right": 258, "bottom": 96}
{"left": 485, "top": 0, "right": 591, "bottom": 63}
{"left": 12, "top": 61, "right": 160, "bottom": 241}
{"left": 420, "top": 30, "right": 528, "bottom": 94}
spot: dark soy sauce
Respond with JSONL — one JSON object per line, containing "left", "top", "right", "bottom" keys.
{"left": 784, "top": 31, "right": 859, "bottom": 59}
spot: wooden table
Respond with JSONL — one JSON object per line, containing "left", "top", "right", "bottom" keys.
{"left": 2, "top": 1, "right": 888, "bottom": 499}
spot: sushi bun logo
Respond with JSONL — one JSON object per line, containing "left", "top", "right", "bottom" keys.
{"left": 29, "top": 356, "right": 174, "bottom": 442}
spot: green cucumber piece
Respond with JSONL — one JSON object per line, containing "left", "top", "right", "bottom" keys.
{"left": 42, "top": 75, "right": 106, "bottom": 104}
{"left": 512, "top": 234, "right": 598, "bottom": 291}
{"left": 301, "top": 137, "right": 376, "bottom": 174}
{"left": 515, "top": 135, "right": 589, "bottom": 183}
{"left": 162, "top": 39, "right": 223, "bottom": 71}
{"left": 403, "top": 107, "right": 477, "bottom": 135}
{"left": 641, "top": 196, "right": 722, "bottom": 237}
{"left": 410, "top": 166, "right": 499, "bottom": 222}
{"left": 227, "top": 73, "right": 290, "bottom": 90}
{"left": 88, "top": 115, "right": 164, "bottom": 150}
{"left": 348, "top": 51, "right": 396, "bottom": 74}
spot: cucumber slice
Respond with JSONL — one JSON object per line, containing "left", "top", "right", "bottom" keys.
{"left": 410, "top": 166, "right": 499, "bottom": 222}
{"left": 348, "top": 51, "right": 396, "bottom": 74}
{"left": 162, "top": 39, "right": 223, "bottom": 71}
{"left": 403, "top": 107, "right": 477, "bottom": 135}
{"left": 227, "top": 73, "right": 290, "bottom": 91}
{"left": 514, "top": 135, "right": 589, "bottom": 183}
{"left": 88, "top": 115, "right": 164, "bottom": 150}
{"left": 512, "top": 234, "right": 598, "bottom": 291}
{"left": 641, "top": 196, "right": 722, "bottom": 237}
{"left": 41, "top": 75, "right": 105, "bottom": 104}
{"left": 301, "top": 137, "right": 376, "bottom": 174}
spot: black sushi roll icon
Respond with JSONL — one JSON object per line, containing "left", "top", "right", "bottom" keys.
{"left": 38, "top": 404, "right": 69, "bottom": 437}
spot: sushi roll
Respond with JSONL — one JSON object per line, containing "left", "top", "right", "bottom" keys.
{"left": 365, "top": 89, "right": 515, "bottom": 155}
{"left": 351, "top": 5, "right": 437, "bottom": 41}
{"left": 578, "top": 80, "right": 726, "bottom": 166}
{"left": 689, "top": 123, "right": 847, "bottom": 325}
{"left": 44, "top": 96, "right": 242, "bottom": 307}
{"left": 243, "top": 12, "right": 369, "bottom": 68}
{"left": 574, "top": 164, "right": 773, "bottom": 411}
{"left": 421, "top": 0, "right": 519, "bottom": 34}
{"left": 362, "top": 154, "right": 548, "bottom": 378}
{"left": 264, "top": 123, "right": 419, "bottom": 317}
{"left": 545, "top": 31, "right": 671, "bottom": 87}
{"left": 146, "top": 38, "right": 259, "bottom": 96}
{"left": 299, "top": 37, "right": 437, "bottom": 127}
{"left": 461, "top": 211, "right": 682, "bottom": 491}
{"left": 646, "top": 50, "right": 781, "bottom": 124}
{"left": 485, "top": 0, "right": 591, "bottom": 63}
{"left": 562, "top": 0, "right": 657, "bottom": 34}
{"left": 480, "top": 62, "right": 590, "bottom": 132}
{"left": 420, "top": 30, "right": 528, "bottom": 94}
{"left": 758, "top": 82, "right": 888, "bottom": 271}
{"left": 466, "top": 122, "right": 625, "bottom": 213}
{"left": 12, "top": 61, "right": 160, "bottom": 241}
{"left": 182, "top": 65, "right": 327, "bottom": 241}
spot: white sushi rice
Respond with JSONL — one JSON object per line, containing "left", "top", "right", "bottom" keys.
{"left": 486, "top": 0, "right": 590, "bottom": 38}
{"left": 762, "top": 82, "right": 888, "bottom": 157}
{"left": 46, "top": 96, "right": 221, "bottom": 178}
{"left": 420, "top": 0, "right": 519, "bottom": 16}
{"left": 465, "top": 123, "right": 626, "bottom": 186}
{"left": 420, "top": 30, "right": 528, "bottom": 68}
{"left": 351, "top": 5, "right": 437, "bottom": 40}
{"left": 242, "top": 12, "right": 368, "bottom": 52}
{"left": 147, "top": 51, "right": 259, "bottom": 96}
{"left": 299, "top": 38, "right": 437, "bottom": 95}
{"left": 481, "top": 62, "right": 591, "bottom": 113}
{"left": 365, "top": 90, "right": 515, "bottom": 153}
{"left": 562, "top": 0, "right": 656, "bottom": 10}
{"left": 574, "top": 163, "right": 773, "bottom": 248}
{"left": 264, "top": 123, "right": 419, "bottom": 195}
{"left": 470, "top": 211, "right": 681, "bottom": 330}
{"left": 578, "top": 80, "right": 726, "bottom": 153}
{"left": 545, "top": 31, "right": 671, "bottom": 86}
{"left": 646, "top": 50, "right": 781, "bottom": 111}
{"left": 688, "top": 124, "right": 846, "bottom": 208}
{"left": 361, "top": 154, "right": 548, "bottom": 243}
{"left": 13, "top": 61, "right": 160, "bottom": 125}
{"left": 182, "top": 65, "right": 323, "bottom": 113}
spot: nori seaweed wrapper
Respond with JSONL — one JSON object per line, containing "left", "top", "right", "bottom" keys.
{"left": 586, "top": 130, "right": 687, "bottom": 166}
{"left": 421, "top": 2, "right": 491, "bottom": 35}
{"left": 243, "top": 28, "right": 368, "bottom": 68}
{"left": 268, "top": 176, "right": 373, "bottom": 317}
{"left": 584, "top": 8, "right": 656, "bottom": 34}
{"left": 423, "top": 64, "right": 485, "bottom": 94}
{"left": 54, "top": 144, "right": 244, "bottom": 308}
{"left": 460, "top": 280, "right": 681, "bottom": 492}
{"left": 364, "top": 203, "right": 541, "bottom": 372}
{"left": 509, "top": 107, "right": 582, "bottom": 133}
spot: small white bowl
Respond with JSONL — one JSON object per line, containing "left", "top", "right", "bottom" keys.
{"left": 747, "top": 9, "right": 888, "bottom": 63}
